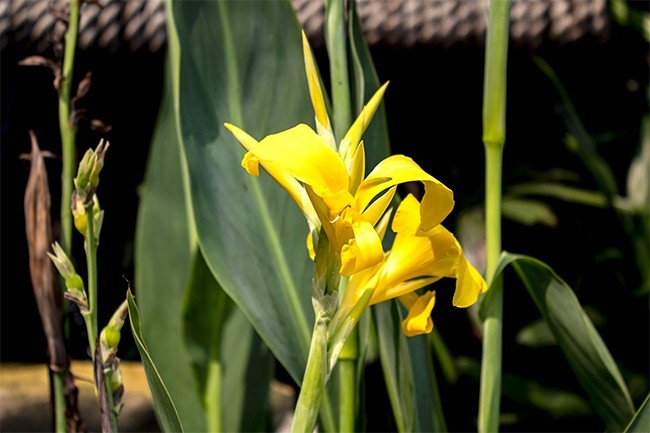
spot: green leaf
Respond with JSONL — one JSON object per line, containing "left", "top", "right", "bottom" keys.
{"left": 507, "top": 182, "right": 609, "bottom": 208}
{"left": 625, "top": 393, "right": 650, "bottom": 432}
{"left": 168, "top": 0, "right": 314, "bottom": 384}
{"left": 348, "top": 0, "right": 391, "bottom": 169}
{"left": 182, "top": 248, "right": 273, "bottom": 432}
{"left": 127, "top": 291, "right": 184, "bottom": 433}
{"left": 502, "top": 198, "right": 558, "bottom": 227}
{"left": 134, "top": 66, "right": 205, "bottom": 432}
{"left": 408, "top": 335, "right": 447, "bottom": 432}
{"left": 482, "top": 253, "right": 635, "bottom": 431}
{"left": 373, "top": 301, "right": 415, "bottom": 433}
{"left": 458, "top": 356, "right": 592, "bottom": 419}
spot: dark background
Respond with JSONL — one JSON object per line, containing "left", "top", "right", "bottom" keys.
{"left": 2, "top": 3, "right": 648, "bottom": 431}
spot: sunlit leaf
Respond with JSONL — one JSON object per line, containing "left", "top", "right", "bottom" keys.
{"left": 167, "top": 0, "right": 314, "bottom": 384}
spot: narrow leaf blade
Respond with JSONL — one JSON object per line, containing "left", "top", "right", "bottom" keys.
{"left": 127, "top": 291, "right": 184, "bottom": 433}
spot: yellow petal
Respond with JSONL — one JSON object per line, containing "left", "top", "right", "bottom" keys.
{"left": 301, "top": 32, "right": 332, "bottom": 138}
{"left": 452, "top": 253, "right": 488, "bottom": 308}
{"left": 348, "top": 141, "right": 366, "bottom": 195}
{"left": 371, "top": 277, "right": 439, "bottom": 305}
{"left": 363, "top": 186, "right": 397, "bottom": 227}
{"left": 339, "top": 217, "right": 385, "bottom": 276}
{"left": 224, "top": 122, "right": 258, "bottom": 151}
{"left": 378, "top": 223, "right": 459, "bottom": 294}
{"left": 339, "top": 82, "right": 389, "bottom": 161}
{"left": 391, "top": 193, "right": 421, "bottom": 235}
{"left": 228, "top": 123, "right": 319, "bottom": 227}
{"left": 244, "top": 124, "right": 352, "bottom": 217}
{"left": 374, "top": 207, "right": 394, "bottom": 242}
{"left": 399, "top": 291, "right": 436, "bottom": 337}
{"left": 356, "top": 155, "right": 454, "bottom": 232}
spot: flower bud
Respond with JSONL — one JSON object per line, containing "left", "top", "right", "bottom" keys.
{"left": 47, "top": 242, "right": 88, "bottom": 313}
{"left": 72, "top": 193, "right": 104, "bottom": 242}
{"left": 99, "top": 300, "right": 128, "bottom": 365}
{"left": 74, "top": 139, "right": 109, "bottom": 202}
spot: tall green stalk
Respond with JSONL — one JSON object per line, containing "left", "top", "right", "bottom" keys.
{"left": 59, "top": 0, "right": 80, "bottom": 256}
{"left": 478, "top": 0, "right": 510, "bottom": 432}
{"left": 84, "top": 205, "right": 98, "bottom": 358}
{"left": 324, "top": 0, "right": 357, "bottom": 430}
{"left": 291, "top": 317, "right": 329, "bottom": 433}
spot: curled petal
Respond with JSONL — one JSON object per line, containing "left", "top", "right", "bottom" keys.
{"left": 399, "top": 291, "right": 436, "bottom": 337}
{"left": 340, "top": 218, "right": 384, "bottom": 276}
{"left": 356, "top": 156, "right": 454, "bottom": 232}
{"left": 452, "top": 254, "right": 488, "bottom": 308}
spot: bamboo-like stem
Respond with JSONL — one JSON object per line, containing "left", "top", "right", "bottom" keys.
{"left": 103, "top": 370, "right": 119, "bottom": 432}
{"left": 52, "top": 371, "right": 67, "bottom": 432}
{"left": 338, "top": 333, "right": 357, "bottom": 433}
{"left": 325, "top": 0, "right": 352, "bottom": 142}
{"left": 478, "top": 0, "right": 510, "bottom": 432}
{"left": 59, "top": 0, "right": 80, "bottom": 256}
{"left": 84, "top": 205, "right": 98, "bottom": 359}
{"left": 291, "top": 317, "right": 328, "bottom": 433}
{"left": 324, "top": 1, "right": 357, "bottom": 429}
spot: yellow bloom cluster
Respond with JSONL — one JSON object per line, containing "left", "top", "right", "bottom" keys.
{"left": 226, "top": 32, "right": 487, "bottom": 336}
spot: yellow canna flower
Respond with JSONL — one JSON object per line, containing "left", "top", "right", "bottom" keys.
{"left": 336, "top": 194, "right": 488, "bottom": 336}
{"left": 225, "top": 32, "right": 453, "bottom": 277}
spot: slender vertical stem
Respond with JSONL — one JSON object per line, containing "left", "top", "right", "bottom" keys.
{"left": 338, "top": 333, "right": 357, "bottom": 433}
{"left": 478, "top": 0, "right": 509, "bottom": 432}
{"left": 84, "top": 205, "right": 98, "bottom": 358}
{"left": 103, "top": 371, "right": 119, "bottom": 432}
{"left": 324, "top": 2, "right": 357, "bottom": 429}
{"left": 325, "top": 0, "right": 352, "bottom": 142}
{"left": 291, "top": 317, "right": 328, "bottom": 433}
{"left": 52, "top": 371, "right": 67, "bottom": 432}
{"left": 59, "top": 0, "right": 80, "bottom": 256}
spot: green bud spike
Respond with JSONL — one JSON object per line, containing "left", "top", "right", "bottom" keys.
{"left": 99, "top": 300, "right": 129, "bottom": 365}
{"left": 73, "top": 139, "right": 110, "bottom": 203}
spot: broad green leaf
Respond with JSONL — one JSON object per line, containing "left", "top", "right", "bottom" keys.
{"left": 482, "top": 253, "right": 635, "bottom": 431}
{"left": 134, "top": 68, "right": 205, "bottom": 431}
{"left": 127, "top": 291, "right": 184, "bottom": 433}
{"left": 625, "top": 393, "right": 650, "bottom": 432}
{"left": 373, "top": 301, "right": 415, "bottom": 433}
{"left": 182, "top": 248, "right": 273, "bottom": 432}
{"left": 458, "top": 356, "right": 592, "bottom": 419}
{"left": 168, "top": 0, "right": 314, "bottom": 384}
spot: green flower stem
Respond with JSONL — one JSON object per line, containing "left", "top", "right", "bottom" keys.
{"left": 338, "top": 330, "right": 357, "bottom": 433}
{"left": 52, "top": 370, "right": 67, "bottom": 432}
{"left": 84, "top": 204, "right": 98, "bottom": 359}
{"left": 478, "top": 0, "right": 509, "bottom": 432}
{"left": 291, "top": 315, "right": 328, "bottom": 433}
{"left": 103, "top": 370, "right": 119, "bottom": 432}
{"left": 324, "top": 1, "right": 357, "bottom": 428}
{"left": 325, "top": 0, "right": 352, "bottom": 142}
{"left": 59, "top": 0, "right": 80, "bottom": 256}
